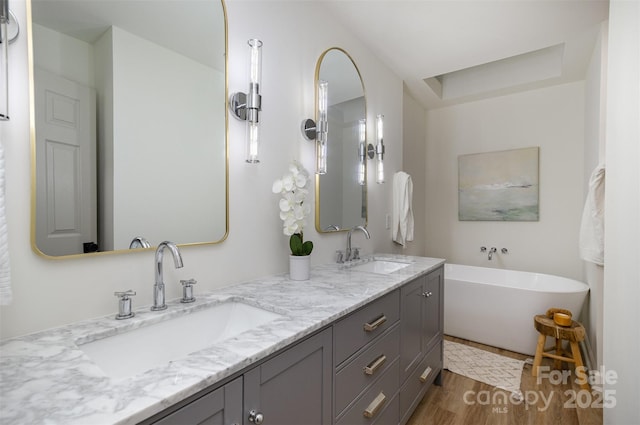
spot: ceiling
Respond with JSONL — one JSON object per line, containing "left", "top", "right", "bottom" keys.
{"left": 324, "top": 0, "right": 610, "bottom": 109}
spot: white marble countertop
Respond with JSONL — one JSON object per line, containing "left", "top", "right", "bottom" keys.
{"left": 0, "top": 254, "right": 444, "bottom": 425}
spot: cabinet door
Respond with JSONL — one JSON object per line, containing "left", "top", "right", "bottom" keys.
{"left": 423, "top": 266, "right": 443, "bottom": 351}
{"left": 153, "top": 377, "right": 242, "bottom": 425}
{"left": 244, "top": 328, "right": 332, "bottom": 425}
{"left": 399, "top": 276, "right": 426, "bottom": 383}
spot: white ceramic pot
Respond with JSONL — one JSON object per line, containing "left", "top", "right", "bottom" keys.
{"left": 289, "top": 255, "right": 310, "bottom": 281}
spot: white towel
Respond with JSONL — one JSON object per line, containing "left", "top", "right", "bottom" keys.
{"left": 392, "top": 171, "right": 414, "bottom": 247}
{"left": 579, "top": 163, "right": 605, "bottom": 266}
{"left": 0, "top": 142, "right": 11, "bottom": 305}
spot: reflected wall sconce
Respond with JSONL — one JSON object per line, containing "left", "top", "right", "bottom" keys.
{"left": 357, "top": 118, "right": 366, "bottom": 185}
{"left": 301, "top": 80, "right": 328, "bottom": 174}
{"left": 1, "top": 0, "right": 19, "bottom": 121}
{"left": 229, "top": 39, "right": 263, "bottom": 163}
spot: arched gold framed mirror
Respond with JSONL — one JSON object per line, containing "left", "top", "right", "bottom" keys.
{"left": 28, "top": 0, "right": 229, "bottom": 258}
{"left": 314, "top": 48, "right": 367, "bottom": 233}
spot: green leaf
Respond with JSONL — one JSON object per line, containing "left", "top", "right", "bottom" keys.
{"left": 289, "top": 233, "right": 303, "bottom": 256}
{"left": 302, "top": 241, "right": 313, "bottom": 256}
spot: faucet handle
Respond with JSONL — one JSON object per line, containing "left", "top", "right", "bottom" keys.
{"left": 336, "top": 250, "right": 345, "bottom": 264}
{"left": 114, "top": 290, "right": 136, "bottom": 320}
{"left": 480, "top": 246, "right": 487, "bottom": 252}
{"left": 352, "top": 247, "right": 361, "bottom": 260}
{"left": 180, "top": 279, "right": 197, "bottom": 303}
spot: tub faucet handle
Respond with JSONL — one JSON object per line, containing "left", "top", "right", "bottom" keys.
{"left": 480, "top": 246, "right": 487, "bottom": 252}
{"left": 501, "top": 248, "right": 509, "bottom": 254}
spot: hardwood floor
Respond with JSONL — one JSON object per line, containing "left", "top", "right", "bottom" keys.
{"left": 406, "top": 336, "right": 603, "bottom": 425}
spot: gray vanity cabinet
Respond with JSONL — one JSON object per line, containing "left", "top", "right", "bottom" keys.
{"left": 399, "top": 265, "right": 444, "bottom": 425}
{"left": 147, "top": 328, "right": 332, "bottom": 425}
{"left": 146, "top": 264, "right": 445, "bottom": 425}
{"left": 151, "top": 377, "right": 242, "bottom": 425}
{"left": 244, "top": 327, "right": 333, "bottom": 425}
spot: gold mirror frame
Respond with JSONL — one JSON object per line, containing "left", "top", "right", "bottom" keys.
{"left": 314, "top": 47, "right": 367, "bottom": 234}
{"left": 27, "top": 0, "right": 229, "bottom": 259}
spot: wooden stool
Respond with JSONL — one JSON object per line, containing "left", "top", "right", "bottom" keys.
{"left": 531, "top": 309, "right": 589, "bottom": 390}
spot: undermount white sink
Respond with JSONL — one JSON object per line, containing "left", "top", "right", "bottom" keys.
{"left": 350, "top": 259, "right": 411, "bottom": 274}
{"left": 79, "top": 301, "right": 283, "bottom": 380}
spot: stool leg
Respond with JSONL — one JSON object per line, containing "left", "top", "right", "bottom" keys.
{"left": 532, "top": 333, "right": 546, "bottom": 377}
{"left": 554, "top": 338, "right": 563, "bottom": 370}
{"left": 570, "top": 341, "right": 590, "bottom": 391}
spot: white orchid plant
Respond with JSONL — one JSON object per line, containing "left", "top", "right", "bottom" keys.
{"left": 272, "top": 161, "right": 314, "bottom": 256}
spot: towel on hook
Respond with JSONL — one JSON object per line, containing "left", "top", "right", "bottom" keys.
{"left": 392, "top": 171, "right": 414, "bottom": 247}
{"left": 579, "top": 163, "right": 605, "bottom": 266}
{"left": 0, "top": 142, "right": 11, "bottom": 305}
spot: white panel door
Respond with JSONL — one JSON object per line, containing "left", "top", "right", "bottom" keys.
{"left": 35, "top": 67, "right": 97, "bottom": 256}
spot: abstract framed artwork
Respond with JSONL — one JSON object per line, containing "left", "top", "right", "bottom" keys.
{"left": 458, "top": 147, "right": 539, "bottom": 221}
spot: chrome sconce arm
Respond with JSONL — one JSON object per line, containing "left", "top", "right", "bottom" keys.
{"left": 1, "top": 0, "right": 19, "bottom": 121}
{"left": 229, "top": 39, "right": 263, "bottom": 163}
{"left": 301, "top": 80, "right": 329, "bottom": 174}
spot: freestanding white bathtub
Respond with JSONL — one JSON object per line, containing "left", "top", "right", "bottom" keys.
{"left": 444, "top": 263, "right": 589, "bottom": 356}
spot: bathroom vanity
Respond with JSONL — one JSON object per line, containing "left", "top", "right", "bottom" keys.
{"left": 0, "top": 255, "right": 444, "bottom": 425}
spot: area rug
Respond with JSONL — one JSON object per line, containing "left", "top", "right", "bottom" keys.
{"left": 444, "top": 340, "right": 525, "bottom": 397}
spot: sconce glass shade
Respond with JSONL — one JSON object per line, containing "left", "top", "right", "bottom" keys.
{"left": 245, "top": 39, "right": 262, "bottom": 163}
{"left": 229, "top": 38, "right": 263, "bottom": 163}
{"left": 357, "top": 118, "right": 366, "bottom": 185}
{"left": 375, "top": 114, "right": 385, "bottom": 184}
{"left": 0, "top": 0, "right": 9, "bottom": 121}
{"left": 316, "top": 80, "right": 328, "bottom": 174}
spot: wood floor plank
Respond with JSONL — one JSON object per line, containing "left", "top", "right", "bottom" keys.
{"left": 405, "top": 336, "right": 603, "bottom": 425}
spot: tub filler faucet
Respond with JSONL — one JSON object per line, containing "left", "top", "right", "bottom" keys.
{"left": 480, "top": 246, "right": 498, "bottom": 260}
{"left": 152, "top": 241, "right": 184, "bottom": 311}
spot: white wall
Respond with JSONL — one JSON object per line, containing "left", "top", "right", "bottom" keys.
{"left": 401, "top": 84, "right": 427, "bottom": 257}
{"left": 0, "top": 0, "right": 403, "bottom": 339}
{"left": 423, "top": 82, "right": 585, "bottom": 280}
{"left": 110, "top": 26, "right": 225, "bottom": 249}
{"left": 603, "top": 1, "right": 640, "bottom": 423}
{"left": 32, "top": 23, "right": 95, "bottom": 88}
{"left": 582, "top": 21, "right": 608, "bottom": 369}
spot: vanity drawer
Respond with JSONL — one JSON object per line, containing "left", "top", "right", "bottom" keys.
{"left": 400, "top": 340, "right": 442, "bottom": 424}
{"left": 335, "top": 324, "right": 400, "bottom": 415}
{"left": 336, "top": 359, "right": 400, "bottom": 425}
{"left": 334, "top": 290, "right": 400, "bottom": 365}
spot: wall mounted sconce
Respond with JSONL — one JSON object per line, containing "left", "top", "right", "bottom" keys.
{"left": 229, "top": 39, "right": 263, "bottom": 163}
{"left": 301, "top": 80, "right": 329, "bottom": 174}
{"left": 374, "top": 114, "right": 385, "bottom": 183}
{"left": 1, "top": 0, "right": 19, "bottom": 121}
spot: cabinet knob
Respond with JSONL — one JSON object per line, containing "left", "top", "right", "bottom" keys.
{"left": 248, "top": 410, "right": 264, "bottom": 424}
{"left": 422, "top": 291, "right": 433, "bottom": 298}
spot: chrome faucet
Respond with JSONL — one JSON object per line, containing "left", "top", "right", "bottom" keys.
{"left": 129, "top": 236, "right": 151, "bottom": 249}
{"left": 346, "top": 225, "right": 371, "bottom": 261}
{"left": 152, "top": 241, "right": 184, "bottom": 311}
{"left": 488, "top": 247, "right": 497, "bottom": 260}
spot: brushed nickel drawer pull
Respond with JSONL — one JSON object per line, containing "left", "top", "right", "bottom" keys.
{"left": 363, "top": 314, "right": 387, "bottom": 332}
{"left": 363, "top": 391, "right": 386, "bottom": 419}
{"left": 419, "top": 366, "right": 433, "bottom": 383}
{"left": 363, "top": 354, "right": 387, "bottom": 375}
